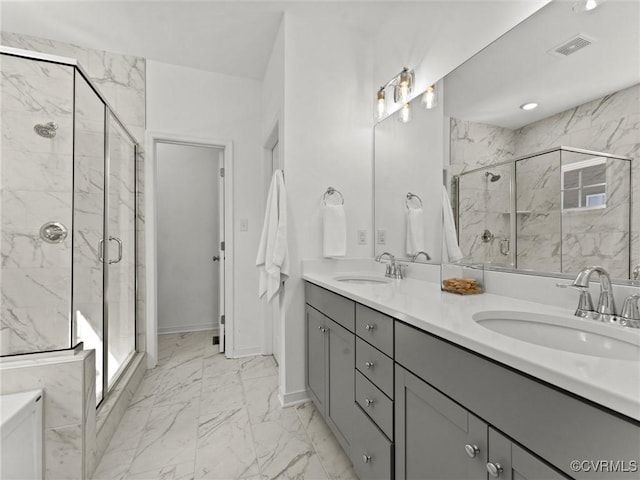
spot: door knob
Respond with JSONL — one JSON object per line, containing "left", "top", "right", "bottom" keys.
{"left": 212, "top": 256, "right": 220, "bottom": 261}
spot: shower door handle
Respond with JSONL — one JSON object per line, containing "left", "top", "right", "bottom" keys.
{"left": 98, "top": 239, "right": 105, "bottom": 263}
{"left": 108, "top": 236, "right": 123, "bottom": 264}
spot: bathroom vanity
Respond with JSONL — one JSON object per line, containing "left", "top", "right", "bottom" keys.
{"left": 303, "top": 276, "right": 640, "bottom": 480}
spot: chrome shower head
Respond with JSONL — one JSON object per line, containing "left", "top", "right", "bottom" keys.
{"left": 34, "top": 121, "right": 58, "bottom": 138}
{"left": 485, "top": 171, "right": 501, "bottom": 182}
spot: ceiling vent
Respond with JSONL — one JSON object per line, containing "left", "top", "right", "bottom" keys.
{"left": 549, "top": 34, "right": 595, "bottom": 57}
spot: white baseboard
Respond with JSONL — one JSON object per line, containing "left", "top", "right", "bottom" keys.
{"left": 158, "top": 324, "right": 218, "bottom": 335}
{"left": 230, "top": 346, "right": 263, "bottom": 358}
{"left": 279, "top": 389, "right": 310, "bottom": 408}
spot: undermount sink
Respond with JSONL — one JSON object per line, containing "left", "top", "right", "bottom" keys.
{"left": 473, "top": 311, "right": 640, "bottom": 361}
{"left": 334, "top": 274, "right": 392, "bottom": 285}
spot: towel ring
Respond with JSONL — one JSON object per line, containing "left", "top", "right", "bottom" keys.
{"left": 405, "top": 192, "right": 423, "bottom": 210}
{"left": 323, "top": 186, "right": 344, "bottom": 205}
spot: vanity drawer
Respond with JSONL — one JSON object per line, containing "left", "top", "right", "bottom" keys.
{"left": 351, "top": 403, "right": 394, "bottom": 480}
{"left": 355, "top": 370, "right": 393, "bottom": 439}
{"left": 355, "top": 304, "right": 393, "bottom": 356}
{"left": 305, "top": 282, "right": 355, "bottom": 332}
{"left": 356, "top": 337, "right": 393, "bottom": 398}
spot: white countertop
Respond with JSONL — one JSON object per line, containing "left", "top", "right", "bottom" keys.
{"left": 303, "top": 271, "right": 640, "bottom": 421}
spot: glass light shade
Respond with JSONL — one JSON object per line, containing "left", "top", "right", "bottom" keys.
{"left": 398, "top": 102, "right": 412, "bottom": 123}
{"left": 394, "top": 68, "right": 413, "bottom": 104}
{"left": 376, "top": 89, "right": 386, "bottom": 120}
{"left": 422, "top": 85, "right": 438, "bottom": 109}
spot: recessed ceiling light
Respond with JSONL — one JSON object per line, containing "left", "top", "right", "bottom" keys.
{"left": 520, "top": 102, "right": 538, "bottom": 111}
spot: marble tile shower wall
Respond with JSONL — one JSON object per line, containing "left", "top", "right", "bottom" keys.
{"left": 1, "top": 54, "right": 75, "bottom": 354}
{"left": 0, "top": 31, "right": 147, "bottom": 355}
{"left": 451, "top": 83, "right": 639, "bottom": 277}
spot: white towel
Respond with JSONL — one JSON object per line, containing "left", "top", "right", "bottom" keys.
{"left": 442, "top": 185, "right": 464, "bottom": 262}
{"left": 323, "top": 204, "right": 346, "bottom": 257}
{"left": 256, "top": 170, "right": 289, "bottom": 301}
{"left": 406, "top": 207, "right": 425, "bottom": 256}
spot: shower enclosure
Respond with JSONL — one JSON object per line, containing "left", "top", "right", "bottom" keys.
{"left": 454, "top": 146, "right": 632, "bottom": 279}
{"left": 0, "top": 47, "right": 138, "bottom": 405}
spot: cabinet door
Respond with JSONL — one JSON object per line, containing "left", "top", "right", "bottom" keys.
{"left": 488, "top": 428, "right": 566, "bottom": 480}
{"left": 395, "top": 365, "right": 487, "bottom": 480}
{"left": 326, "top": 317, "right": 355, "bottom": 452}
{"left": 306, "top": 305, "right": 327, "bottom": 413}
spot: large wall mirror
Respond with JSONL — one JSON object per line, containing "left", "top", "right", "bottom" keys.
{"left": 444, "top": 0, "right": 639, "bottom": 282}
{"left": 374, "top": 82, "right": 444, "bottom": 263}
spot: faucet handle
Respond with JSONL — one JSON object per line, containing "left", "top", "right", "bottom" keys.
{"left": 620, "top": 294, "right": 640, "bottom": 328}
{"left": 396, "top": 263, "right": 407, "bottom": 279}
{"left": 556, "top": 283, "right": 594, "bottom": 317}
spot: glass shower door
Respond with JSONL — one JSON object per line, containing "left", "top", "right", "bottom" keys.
{"left": 105, "top": 113, "right": 136, "bottom": 389}
{"left": 73, "top": 73, "right": 106, "bottom": 402}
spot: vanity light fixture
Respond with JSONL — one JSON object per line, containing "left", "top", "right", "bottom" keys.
{"left": 398, "top": 102, "right": 412, "bottom": 123}
{"left": 374, "top": 67, "right": 415, "bottom": 121}
{"left": 394, "top": 68, "right": 414, "bottom": 103}
{"left": 421, "top": 84, "right": 438, "bottom": 109}
{"left": 520, "top": 102, "right": 538, "bottom": 111}
{"left": 376, "top": 88, "right": 386, "bottom": 120}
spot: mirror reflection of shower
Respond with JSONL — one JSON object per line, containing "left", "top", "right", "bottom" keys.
{"left": 485, "top": 171, "right": 501, "bottom": 182}
{"left": 33, "top": 121, "right": 58, "bottom": 138}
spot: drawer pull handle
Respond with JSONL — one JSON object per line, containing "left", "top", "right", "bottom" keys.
{"left": 365, "top": 324, "right": 375, "bottom": 331}
{"left": 363, "top": 454, "right": 372, "bottom": 464}
{"left": 464, "top": 444, "right": 480, "bottom": 458}
{"left": 364, "top": 398, "right": 374, "bottom": 407}
{"left": 364, "top": 361, "right": 374, "bottom": 369}
{"left": 487, "top": 462, "right": 503, "bottom": 478}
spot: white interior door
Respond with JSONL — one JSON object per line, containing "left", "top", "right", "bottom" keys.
{"left": 156, "top": 143, "right": 221, "bottom": 338}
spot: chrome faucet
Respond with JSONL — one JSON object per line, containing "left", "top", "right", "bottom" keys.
{"left": 572, "top": 266, "right": 616, "bottom": 318}
{"left": 375, "top": 252, "right": 406, "bottom": 279}
{"left": 375, "top": 252, "right": 396, "bottom": 278}
{"left": 411, "top": 251, "right": 431, "bottom": 262}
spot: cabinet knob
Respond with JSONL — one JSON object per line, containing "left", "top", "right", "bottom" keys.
{"left": 365, "top": 324, "right": 375, "bottom": 331}
{"left": 464, "top": 444, "right": 480, "bottom": 458}
{"left": 362, "top": 454, "right": 372, "bottom": 464}
{"left": 318, "top": 325, "right": 323, "bottom": 330}
{"left": 364, "top": 398, "right": 374, "bottom": 407}
{"left": 364, "top": 361, "right": 374, "bottom": 369}
{"left": 486, "top": 462, "right": 504, "bottom": 478}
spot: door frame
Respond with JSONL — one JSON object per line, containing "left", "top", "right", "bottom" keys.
{"left": 145, "top": 131, "right": 234, "bottom": 368}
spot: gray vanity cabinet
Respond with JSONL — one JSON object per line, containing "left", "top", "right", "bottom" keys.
{"left": 395, "top": 365, "right": 487, "bottom": 480}
{"left": 488, "top": 428, "right": 566, "bottom": 480}
{"left": 304, "top": 284, "right": 356, "bottom": 454}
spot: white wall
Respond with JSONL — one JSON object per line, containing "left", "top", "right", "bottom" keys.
{"left": 278, "top": 13, "right": 375, "bottom": 402}
{"left": 147, "top": 60, "right": 265, "bottom": 356}
{"left": 273, "top": 2, "right": 553, "bottom": 403}
{"left": 156, "top": 143, "right": 221, "bottom": 334}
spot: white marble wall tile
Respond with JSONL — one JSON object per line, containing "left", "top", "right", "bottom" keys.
{"left": 126, "top": 461, "right": 195, "bottom": 480}
{"left": 194, "top": 407, "right": 260, "bottom": 479}
{"left": 46, "top": 423, "right": 83, "bottom": 480}
{"left": 0, "top": 357, "right": 83, "bottom": 428}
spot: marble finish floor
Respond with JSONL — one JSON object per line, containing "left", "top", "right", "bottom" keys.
{"left": 92, "top": 331, "right": 357, "bottom": 480}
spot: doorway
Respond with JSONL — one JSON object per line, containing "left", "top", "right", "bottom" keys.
{"left": 156, "top": 142, "right": 223, "bottom": 336}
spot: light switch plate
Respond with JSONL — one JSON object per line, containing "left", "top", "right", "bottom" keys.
{"left": 240, "top": 218, "right": 249, "bottom": 232}
{"left": 357, "top": 230, "right": 367, "bottom": 245}
{"left": 377, "top": 230, "right": 386, "bottom": 245}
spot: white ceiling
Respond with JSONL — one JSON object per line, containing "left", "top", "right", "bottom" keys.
{"left": 0, "top": 1, "right": 401, "bottom": 80}
{"left": 443, "top": 0, "right": 640, "bottom": 129}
